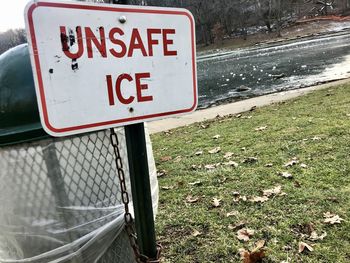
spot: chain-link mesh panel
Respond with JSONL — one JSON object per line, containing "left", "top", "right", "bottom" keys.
{"left": 0, "top": 129, "right": 137, "bottom": 263}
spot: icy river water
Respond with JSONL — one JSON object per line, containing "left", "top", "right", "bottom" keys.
{"left": 197, "top": 32, "right": 350, "bottom": 108}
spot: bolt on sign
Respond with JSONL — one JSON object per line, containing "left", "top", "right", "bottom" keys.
{"left": 24, "top": 0, "right": 197, "bottom": 137}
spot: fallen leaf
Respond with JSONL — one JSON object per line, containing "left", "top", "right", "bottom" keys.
{"left": 323, "top": 212, "right": 344, "bottom": 224}
{"left": 300, "top": 163, "right": 308, "bottom": 168}
{"left": 265, "top": 163, "right": 273, "bottom": 167}
{"left": 157, "top": 170, "right": 167, "bottom": 177}
{"left": 163, "top": 131, "right": 172, "bottom": 135}
{"left": 250, "top": 106, "right": 257, "bottom": 111}
{"left": 232, "top": 191, "right": 240, "bottom": 197}
{"left": 200, "top": 124, "right": 209, "bottom": 129}
{"left": 173, "top": 156, "right": 182, "bottom": 163}
{"left": 218, "top": 177, "right": 227, "bottom": 183}
{"left": 188, "top": 180, "right": 202, "bottom": 186}
{"left": 250, "top": 196, "right": 269, "bottom": 203}
{"left": 236, "top": 114, "right": 242, "bottom": 118}
{"left": 192, "top": 229, "right": 202, "bottom": 237}
{"left": 255, "top": 126, "right": 267, "bottom": 131}
{"left": 309, "top": 231, "right": 327, "bottom": 241}
{"left": 191, "top": 164, "right": 202, "bottom": 170}
{"left": 263, "top": 185, "right": 282, "bottom": 197}
{"left": 186, "top": 195, "right": 199, "bottom": 203}
{"left": 224, "top": 152, "right": 234, "bottom": 159}
{"left": 195, "top": 150, "right": 203, "bottom": 156}
{"left": 242, "top": 157, "right": 258, "bottom": 164}
{"left": 223, "top": 160, "right": 239, "bottom": 167}
{"left": 284, "top": 158, "right": 299, "bottom": 167}
{"left": 241, "top": 147, "right": 246, "bottom": 151}
{"left": 327, "top": 197, "right": 338, "bottom": 203}
{"left": 294, "top": 181, "right": 302, "bottom": 188}
{"left": 292, "top": 223, "right": 315, "bottom": 237}
{"left": 298, "top": 241, "right": 313, "bottom": 253}
{"left": 278, "top": 172, "right": 293, "bottom": 179}
{"left": 212, "top": 134, "right": 221, "bottom": 139}
{"left": 228, "top": 222, "right": 245, "bottom": 231}
{"left": 205, "top": 164, "right": 217, "bottom": 170}
{"left": 237, "top": 228, "right": 255, "bottom": 242}
{"left": 233, "top": 196, "right": 247, "bottom": 202}
{"left": 208, "top": 147, "right": 221, "bottom": 154}
{"left": 212, "top": 197, "right": 221, "bottom": 207}
{"left": 312, "top": 136, "right": 321, "bottom": 141}
{"left": 160, "top": 156, "right": 172, "bottom": 162}
{"left": 226, "top": 210, "right": 239, "bottom": 217}
{"left": 239, "top": 248, "right": 265, "bottom": 263}
{"left": 161, "top": 186, "right": 174, "bottom": 190}
{"left": 253, "top": 240, "right": 266, "bottom": 251}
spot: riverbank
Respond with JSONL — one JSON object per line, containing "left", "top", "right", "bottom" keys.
{"left": 152, "top": 81, "right": 350, "bottom": 262}
{"left": 197, "top": 18, "right": 350, "bottom": 55}
{"left": 148, "top": 78, "right": 350, "bottom": 133}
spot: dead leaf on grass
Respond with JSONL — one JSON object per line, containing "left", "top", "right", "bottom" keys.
{"left": 191, "top": 164, "right": 202, "bottom": 170}
{"left": 188, "top": 180, "right": 202, "bottom": 186}
{"left": 205, "top": 164, "right": 219, "bottom": 170}
{"left": 208, "top": 147, "right": 221, "bottom": 154}
{"left": 284, "top": 158, "right": 299, "bottom": 167}
{"left": 239, "top": 247, "right": 265, "bottom": 263}
{"left": 242, "top": 157, "right": 258, "bottom": 164}
{"left": 254, "top": 240, "right": 265, "bottom": 251}
{"left": 298, "top": 241, "right": 314, "bottom": 253}
{"left": 173, "top": 156, "right": 182, "bottom": 163}
{"left": 249, "top": 196, "right": 269, "bottom": 203}
{"left": 265, "top": 163, "right": 273, "bottom": 167}
{"left": 294, "top": 181, "right": 302, "bottom": 188}
{"left": 192, "top": 229, "right": 202, "bottom": 237}
{"left": 278, "top": 171, "right": 293, "bottom": 179}
{"left": 309, "top": 231, "right": 327, "bottom": 241}
{"left": 212, "top": 197, "right": 222, "bottom": 207}
{"left": 223, "top": 160, "right": 239, "bottom": 167}
{"left": 228, "top": 222, "right": 246, "bottom": 231}
{"left": 323, "top": 212, "right": 344, "bottom": 224}
{"left": 195, "top": 150, "right": 203, "bottom": 156}
{"left": 255, "top": 126, "right": 267, "bottom": 131}
{"left": 232, "top": 192, "right": 247, "bottom": 203}
{"left": 237, "top": 228, "right": 255, "bottom": 242}
{"left": 224, "top": 152, "right": 234, "bottom": 159}
{"left": 226, "top": 210, "right": 239, "bottom": 217}
{"left": 200, "top": 124, "right": 209, "bottom": 129}
{"left": 186, "top": 195, "right": 199, "bottom": 203}
{"left": 300, "top": 163, "right": 308, "bottom": 168}
{"left": 161, "top": 186, "right": 174, "bottom": 190}
{"left": 212, "top": 134, "right": 221, "bottom": 140}
{"left": 157, "top": 170, "right": 167, "bottom": 177}
{"left": 160, "top": 156, "right": 172, "bottom": 162}
{"left": 312, "top": 136, "right": 321, "bottom": 141}
{"left": 263, "top": 185, "right": 282, "bottom": 197}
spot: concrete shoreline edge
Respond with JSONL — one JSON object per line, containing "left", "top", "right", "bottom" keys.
{"left": 148, "top": 78, "right": 350, "bottom": 134}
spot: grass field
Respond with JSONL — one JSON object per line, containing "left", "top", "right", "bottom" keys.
{"left": 151, "top": 83, "right": 350, "bottom": 262}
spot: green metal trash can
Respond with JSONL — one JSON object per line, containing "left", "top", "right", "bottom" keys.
{"left": 0, "top": 44, "right": 153, "bottom": 262}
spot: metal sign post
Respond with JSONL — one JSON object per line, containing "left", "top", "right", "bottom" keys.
{"left": 125, "top": 123, "right": 157, "bottom": 259}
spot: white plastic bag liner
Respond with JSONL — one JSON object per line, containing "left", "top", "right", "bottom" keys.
{"left": 0, "top": 127, "right": 158, "bottom": 263}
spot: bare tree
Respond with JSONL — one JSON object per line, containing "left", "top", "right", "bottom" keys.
{"left": 0, "top": 29, "right": 27, "bottom": 55}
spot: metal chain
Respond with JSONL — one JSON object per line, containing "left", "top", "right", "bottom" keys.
{"left": 110, "top": 128, "right": 162, "bottom": 263}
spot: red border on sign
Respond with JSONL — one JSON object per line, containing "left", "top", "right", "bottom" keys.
{"left": 27, "top": 1, "right": 197, "bottom": 134}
